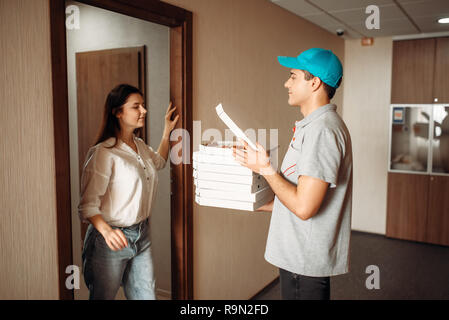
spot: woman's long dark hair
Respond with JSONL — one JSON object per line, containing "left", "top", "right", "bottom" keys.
{"left": 94, "top": 84, "right": 144, "bottom": 148}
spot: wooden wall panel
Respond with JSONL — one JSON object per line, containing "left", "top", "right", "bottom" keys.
{"left": 0, "top": 0, "right": 59, "bottom": 299}
{"left": 433, "top": 37, "right": 449, "bottom": 104}
{"left": 391, "top": 38, "right": 436, "bottom": 104}
{"left": 386, "top": 173, "right": 429, "bottom": 242}
{"left": 426, "top": 176, "right": 449, "bottom": 246}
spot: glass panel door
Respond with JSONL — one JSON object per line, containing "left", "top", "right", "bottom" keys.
{"left": 431, "top": 105, "right": 449, "bottom": 174}
{"left": 390, "top": 105, "right": 431, "bottom": 173}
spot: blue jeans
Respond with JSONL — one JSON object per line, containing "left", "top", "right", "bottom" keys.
{"left": 82, "top": 218, "right": 156, "bottom": 300}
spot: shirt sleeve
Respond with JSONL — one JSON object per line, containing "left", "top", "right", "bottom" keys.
{"left": 295, "top": 128, "right": 342, "bottom": 188}
{"left": 147, "top": 145, "right": 167, "bottom": 170}
{"left": 78, "top": 146, "right": 112, "bottom": 223}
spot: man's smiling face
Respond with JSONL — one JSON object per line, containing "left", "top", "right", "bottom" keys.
{"left": 284, "top": 69, "right": 313, "bottom": 107}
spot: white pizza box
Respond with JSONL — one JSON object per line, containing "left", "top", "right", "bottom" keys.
{"left": 195, "top": 192, "right": 274, "bottom": 212}
{"left": 195, "top": 186, "right": 273, "bottom": 202}
{"left": 197, "top": 141, "right": 278, "bottom": 163}
{"left": 193, "top": 169, "right": 264, "bottom": 185}
{"left": 193, "top": 161, "right": 253, "bottom": 176}
{"left": 195, "top": 141, "right": 253, "bottom": 175}
{"left": 194, "top": 178, "right": 268, "bottom": 193}
{"left": 193, "top": 151, "right": 241, "bottom": 167}
{"left": 199, "top": 141, "right": 241, "bottom": 156}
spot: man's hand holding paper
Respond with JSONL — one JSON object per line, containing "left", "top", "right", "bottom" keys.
{"left": 232, "top": 139, "right": 276, "bottom": 176}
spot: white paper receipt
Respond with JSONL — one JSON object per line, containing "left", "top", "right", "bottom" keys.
{"left": 215, "top": 103, "right": 258, "bottom": 150}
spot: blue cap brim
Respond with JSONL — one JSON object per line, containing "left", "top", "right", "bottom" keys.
{"left": 277, "top": 56, "right": 302, "bottom": 69}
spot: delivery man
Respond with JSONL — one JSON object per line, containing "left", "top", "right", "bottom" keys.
{"left": 233, "top": 48, "right": 352, "bottom": 300}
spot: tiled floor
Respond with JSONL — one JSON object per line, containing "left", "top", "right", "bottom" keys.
{"left": 253, "top": 231, "right": 449, "bottom": 300}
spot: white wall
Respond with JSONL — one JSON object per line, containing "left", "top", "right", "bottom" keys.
{"left": 66, "top": 1, "right": 171, "bottom": 299}
{"left": 342, "top": 37, "right": 393, "bottom": 235}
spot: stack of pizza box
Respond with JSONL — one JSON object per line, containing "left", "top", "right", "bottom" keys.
{"left": 193, "top": 141, "right": 274, "bottom": 211}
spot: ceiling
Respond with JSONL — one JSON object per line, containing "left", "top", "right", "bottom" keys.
{"left": 270, "top": 0, "right": 449, "bottom": 39}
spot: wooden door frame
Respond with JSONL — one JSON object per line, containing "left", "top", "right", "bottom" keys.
{"left": 49, "top": 0, "right": 193, "bottom": 300}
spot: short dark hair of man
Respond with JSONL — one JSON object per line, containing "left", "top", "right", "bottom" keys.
{"left": 303, "top": 70, "right": 342, "bottom": 100}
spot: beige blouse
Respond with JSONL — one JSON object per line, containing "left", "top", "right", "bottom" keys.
{"left": 78, "top": 135, "right": 166, "bottom": 227}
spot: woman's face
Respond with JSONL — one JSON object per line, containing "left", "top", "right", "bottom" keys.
{"left": 116, "top": 93, "right": 147, "bottom": 131}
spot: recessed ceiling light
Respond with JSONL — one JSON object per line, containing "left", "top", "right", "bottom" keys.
{"left": 438, "top": 17, "right": 449, "bottom": 24}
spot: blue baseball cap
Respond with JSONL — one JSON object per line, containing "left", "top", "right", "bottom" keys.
{"left": 277, "top": 48, "right": 343, "bottom": 88}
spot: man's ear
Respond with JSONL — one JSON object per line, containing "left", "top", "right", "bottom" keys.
{"left": 311, "top": 77, "right": 323, "bottom": 92}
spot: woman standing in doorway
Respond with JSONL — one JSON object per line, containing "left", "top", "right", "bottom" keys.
{"left": 78, "top": 84, "right": 179, "bottom": 300}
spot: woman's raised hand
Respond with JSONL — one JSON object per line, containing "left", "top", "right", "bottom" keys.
{"left": 163, "top": 102, "right": 180, "bottom": 138}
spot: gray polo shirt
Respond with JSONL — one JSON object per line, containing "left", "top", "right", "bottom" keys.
{"left": 265, "top": 104, "right": 353, "bottom": 277}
